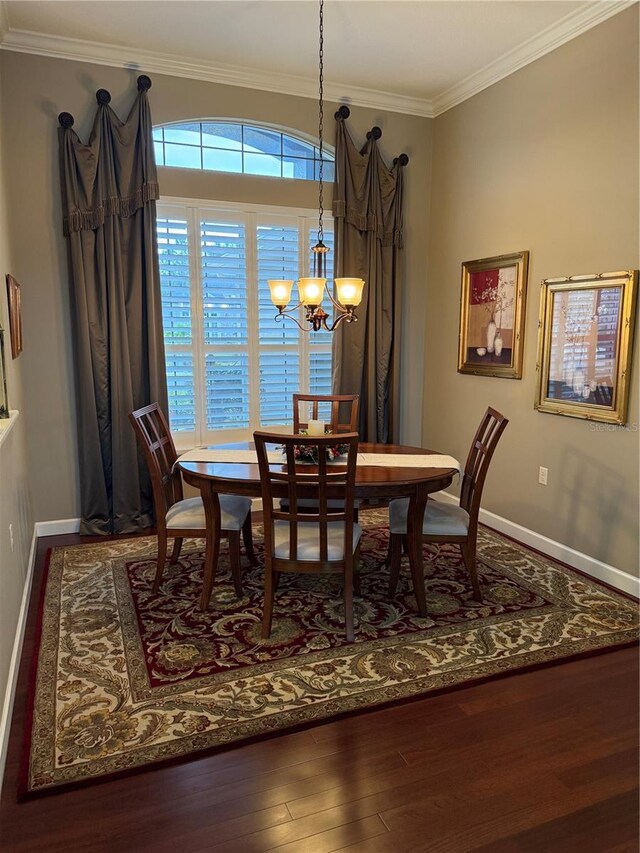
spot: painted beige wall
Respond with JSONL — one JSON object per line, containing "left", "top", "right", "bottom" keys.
{"left": 0, "top": 51, "right": 432, "bottom": 525}
{"left": 425, "top": 7, "right": 639, "bottom": 577}
{"left": 0, "top": 56, "right": 34, "bottom": 756}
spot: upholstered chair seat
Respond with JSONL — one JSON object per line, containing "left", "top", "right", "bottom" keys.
{"left": 166, "top": 495, "right": 252, "bottom": 531}
{"left": 389, "top": 498, "right": 470, "bottom": 537}
{"left": 274, "top": 520, "right": 362, "bottom": 560}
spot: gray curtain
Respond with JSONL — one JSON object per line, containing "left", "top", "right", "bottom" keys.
{"left": 331, "top": 118, "right": 405, "bottom": 444}
{"left": 58, "top": 77, "right": 168, "bottom": 535}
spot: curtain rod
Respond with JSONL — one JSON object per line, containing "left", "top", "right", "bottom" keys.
{"left": 58, "top": 75, "right": 152, "bottom": 128}
{"left": 335, "top": 104, "right": 409, "bottom": 165}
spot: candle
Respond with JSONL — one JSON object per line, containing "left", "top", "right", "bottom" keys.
{"left": 307, "top": 419, "right": 325, "bottom": 436}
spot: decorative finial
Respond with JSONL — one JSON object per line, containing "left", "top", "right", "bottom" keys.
{"left": 368, "top": 126, "right": 382, "bottom": 141}
{"left": 96, "top": 89, "right": 111, "bottom": 106}
{"left": 394, "top": 153, "right": 409, "bottom": 166}
{"left": 137, "top": 75, "right": 152, "bottom": 92}
{"left": 58, "top": 112, "right": 74, "bottom": 129}
{"left": 335, "top": 105, "right": 350, "bottom": 120}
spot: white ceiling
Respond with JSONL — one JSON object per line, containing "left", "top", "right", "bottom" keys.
{"left": 0, "top": 1, "right": 633, "bottom": 116}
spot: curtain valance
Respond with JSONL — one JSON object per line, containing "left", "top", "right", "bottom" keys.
{"left": 332, "top": 119, "right": 404, "bottom": 249}
{"left": 58, "top": 76, "right": 159, "bottom": 236}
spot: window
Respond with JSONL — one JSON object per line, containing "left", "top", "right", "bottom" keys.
{"left": 153, "top": 121, "right": 334, "bottom": 182}
{"left": 157, "top": 200, "right": 334, "bottom": 447}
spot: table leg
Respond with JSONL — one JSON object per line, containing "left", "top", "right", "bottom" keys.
{"left": 199, "top": 484, "right": 221, "bottom": 611}
{"left": 407, "top": 485, "right": 428, "bottom": 618}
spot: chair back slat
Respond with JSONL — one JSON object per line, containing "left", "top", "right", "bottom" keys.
{"left": 460, "top": 407, "right": 508, "bottom": 519}
{"left": 254, "top": 431, "right": 359, "bottom": 564}
{"left": 129, "top": 403, "right": 183, "bottom": 524}
{"left": 293, "top": 394, "right": 359, "bottom": 434}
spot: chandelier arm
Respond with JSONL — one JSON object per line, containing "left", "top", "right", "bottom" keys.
{"left": 275, "top": 310, "right": 310, "bottom": 332}
{"left": 323, "top": 310, "right": 358, "bottom": 332}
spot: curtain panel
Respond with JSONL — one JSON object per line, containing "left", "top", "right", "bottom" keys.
{"left": 59, "top": 77, "right": 168, "bottom": 535}
{"left": 331, "top": 118, "right": 405, "bottom": 444}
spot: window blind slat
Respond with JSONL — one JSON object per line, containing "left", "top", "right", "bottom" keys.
{"left": 201, "top": 220, "right": 248, "bottom": 346}
{"left": 205, "top": 353, "right": 250, "bottom": 430}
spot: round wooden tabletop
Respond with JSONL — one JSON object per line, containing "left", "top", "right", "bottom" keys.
{"left": 178, "top": 441, "right": 457, "bottom": 500}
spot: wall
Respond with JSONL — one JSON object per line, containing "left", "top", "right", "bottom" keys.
{"left": 0, "top": 51, "right": 432, "bottom": 525}
{"left": 0, "top": 57, "right": 35, "bottom": 775}
{"left": 425, "top": 6, "right": 639, "bottom": 577}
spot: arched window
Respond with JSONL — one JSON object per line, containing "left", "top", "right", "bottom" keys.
{"left": 153, "top": 120, "right": 335, "bottom": 181}
{"left": 154, "top": 119, "right": 337, "bottom": 444}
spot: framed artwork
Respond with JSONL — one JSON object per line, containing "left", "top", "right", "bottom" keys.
{"left": 535, "top": 270, "right": 638, "bottom": 424}
{"left": 5, "top": 274, "right": 22, "bottom": 358}
{"left": 458, "top": 251, "right": 529, "bottom": 378}
{"left": 0, "top": 328, "right": 8, "bottom": 419}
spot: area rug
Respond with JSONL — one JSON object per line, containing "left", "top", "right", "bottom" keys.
{"left": 23, "top": 509, "right": 638, "bottom": 796}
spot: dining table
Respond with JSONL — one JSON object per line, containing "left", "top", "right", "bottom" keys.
{"left": 177, "top": 441, "right": 458, "bottom": 618}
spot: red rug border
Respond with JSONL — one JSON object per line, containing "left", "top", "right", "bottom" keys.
{"left": 15, "top": 529, "right": 639, "bottom": 802}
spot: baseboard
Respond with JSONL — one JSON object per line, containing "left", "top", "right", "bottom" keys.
{"left": 34, "top": 518, "right": 81, "bottom": 536}
{"left": 435, "top": 491, "right": 639, "bottom": 598}
{"left": 26, "top": 501, "right": 640, "bottom": 599}
{"left": 0, "top": 527, "right": 38, "bottom": 796}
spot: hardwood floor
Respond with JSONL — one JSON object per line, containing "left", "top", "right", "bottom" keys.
{"left": 0, "top": 533, "right": 637, "bottom": 853}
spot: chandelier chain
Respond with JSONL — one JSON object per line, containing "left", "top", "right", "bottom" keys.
{"left": 317, "top": 0, "right": 324, "bottom": 244}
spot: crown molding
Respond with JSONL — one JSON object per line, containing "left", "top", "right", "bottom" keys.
{"left": 432, "top": 0, "right": 637, "bottom": 116}
{"left": 0, "top": 1, "right": 635, "bottom": 119}
{"left": 0, "top": 28, "right": 435, "bottom": 118}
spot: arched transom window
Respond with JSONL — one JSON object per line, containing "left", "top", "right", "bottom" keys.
{"left": 153, "top": 121, "right": 335, "bottom": 181}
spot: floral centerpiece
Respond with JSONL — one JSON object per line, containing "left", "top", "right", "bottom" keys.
{"left": 280, "top": 430, "right": 349, "bottom": 464}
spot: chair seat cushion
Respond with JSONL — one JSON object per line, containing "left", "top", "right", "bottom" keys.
{"left": 273, "top": 521, "right": 362, "bottom": 561}
{"left": 389, "top": 498, "right": 470, "bottom": 537}
{"left": 165, "top": 495, "right": 252, "bottom": 531}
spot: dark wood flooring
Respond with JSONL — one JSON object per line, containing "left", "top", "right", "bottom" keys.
{"left": 0, "top": 533, "right": 637, "bottom": 853}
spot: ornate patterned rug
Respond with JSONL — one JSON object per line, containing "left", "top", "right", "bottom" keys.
{"left": 23, "top": 510, "right": 638, "bottom": 796}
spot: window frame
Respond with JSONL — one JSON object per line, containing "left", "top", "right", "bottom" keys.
{"left": 153, "top": 120, "right": 335, "bottom": 182}
{"left": 157, "top": 196, "right": 334, "bottom": 450}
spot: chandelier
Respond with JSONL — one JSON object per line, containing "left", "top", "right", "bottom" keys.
{"left": 267, "top": 0, "right": 365, "bottom": 332}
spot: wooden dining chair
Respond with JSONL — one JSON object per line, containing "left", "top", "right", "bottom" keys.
{"left": 129, "top": 403, "right": 256, "bottom": 605}
{"left": 289, "top": 393, "right": 360, "bottom": 519}
{"left": 255, "top": 430, "right": 361, "bottom": 642}
{"left": 387, "top": 407, "right": 508, "bottom": 601}
{"left": 293, "top": 393, "right": 359, "bottom": 434}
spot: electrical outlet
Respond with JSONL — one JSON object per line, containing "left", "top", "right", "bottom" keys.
{"left": 9, "top": 523, "right": 14, "bottom": 552}
{"left": 538, "top": 466, "right": 548, "bottom": 486}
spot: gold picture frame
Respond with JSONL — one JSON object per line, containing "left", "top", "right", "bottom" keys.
{"left": 535, "top": 270, "right": 638, "bottom": 424}
{"left": 458, "top": 251, "right": 529, "bottom": 379}
{"left": 5, "top": 274, "right": 22, "bottom": 358}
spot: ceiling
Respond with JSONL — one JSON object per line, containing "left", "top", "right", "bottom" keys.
{"left": 0, "top": 1, "right": 633, "bottom": 116}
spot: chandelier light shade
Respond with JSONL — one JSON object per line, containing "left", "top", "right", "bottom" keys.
{"left": 335, "top": 278, "right": 365, "bottom": 308}
{"left": 268, "top": 279, "right": 294, "bottom": 308}
{"left": 267, "top": 0, "right": 365, "bottom": 333}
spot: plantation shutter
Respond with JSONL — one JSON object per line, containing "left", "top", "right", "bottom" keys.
{"left": 157, "top": 201, "right": 334, "bottom": 445}
{"left": 157, "top": 216, "right": 196, "bottom": 434}
{"left": 257, "top": 221, "right": 300, "bottom": 426}
{"left": 201, "top": 218, "right": 250, "bottom": 431}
